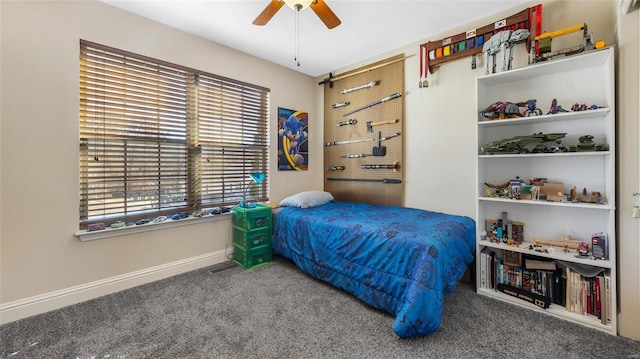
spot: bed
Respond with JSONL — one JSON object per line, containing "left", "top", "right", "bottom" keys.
{"left": 272, "top": 193, "right": 476, "bottom": 338}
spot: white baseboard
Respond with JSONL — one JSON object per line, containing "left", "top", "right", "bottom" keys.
{"left": 0, "top": 249, "right": 233, "bottom": 325}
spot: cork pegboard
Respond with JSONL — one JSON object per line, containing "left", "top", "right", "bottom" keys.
{"left": 322, "top": 54, "right": 404, "bottom": 206}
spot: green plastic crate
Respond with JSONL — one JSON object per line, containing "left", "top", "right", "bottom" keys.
{"left": 233, "top": 225, "right": 272, "bottom": 249}
{"left": 233, "top": 204, "right": 272, "bottom": 231}
{"left": 233, "top": 243, "right": 272, "bottom": 270}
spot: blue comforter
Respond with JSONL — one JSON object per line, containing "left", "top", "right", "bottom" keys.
{"left": 272, "top": 201, "right": 475, "bottom": 338}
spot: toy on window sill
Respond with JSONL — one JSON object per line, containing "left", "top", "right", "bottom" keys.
{"left": 153, "top": 216, "right": 167, "bottom": 223}
{"left": 171, "top": 212, "right": 189, "bottom": 220}
{"left": 110, "top": 221, "right": 125, "bottom": 229}
{"left": 88, "top": 223, "right": 106, "bottom": 231}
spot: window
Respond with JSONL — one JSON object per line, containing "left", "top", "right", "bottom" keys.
{"left": 79, "top": 40, "right": 269, "bottom": 229}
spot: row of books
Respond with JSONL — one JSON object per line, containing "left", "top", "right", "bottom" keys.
{"left": 565, "top": 267, "right": 612, "bottom": 325}
{"left": 479, "top": 249, "right": 612, "bottom": 325}
{"left": 479, "top": 250, "right": 560, "bottom": 309}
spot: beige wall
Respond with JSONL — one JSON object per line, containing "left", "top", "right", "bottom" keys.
{"left": 0, "top": 0, "right": 322, "bottom": 305}
{"left": 321, "top": 0, "right": 638, "bottom": 340}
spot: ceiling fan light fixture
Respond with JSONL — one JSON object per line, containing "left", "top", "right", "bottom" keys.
{"left": 283, "top": 0, "right": 314, "bottom": 10}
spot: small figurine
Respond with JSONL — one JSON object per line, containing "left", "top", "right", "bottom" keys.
{"left": 571, "top": 103, "right": 588, "bottom": 111}
{"left": 547, "top": 98, "right": 569, "bottom": 114}
{"left": 519, "top": 99, "right": 543, "bottom": 116}
{"left": 531, "top": 186, "right": 540, "bottom": 200}
{"left": 578, "top": 241, "right": 589, "bottom": 256}
{"left": 484, "top": 181, "right": 509, "bottom": 197}
{"left": 531, "top": 239, "right": 547, "bottom": 253}
{"left": 578, "top": 135, "right": 595, "bottom": 151}
{"left": 510, "top": 176, "right": 524, "bottom": 200}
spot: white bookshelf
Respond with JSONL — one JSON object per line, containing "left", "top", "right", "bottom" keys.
{"left": 475, "top": 48, "right": 616, "bottom": 335}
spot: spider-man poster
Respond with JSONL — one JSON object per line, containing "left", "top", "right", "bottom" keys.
{"left": 277, "top": 107, "right": 308, "bottom": 171}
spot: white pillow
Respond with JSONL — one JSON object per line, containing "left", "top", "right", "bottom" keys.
{"left": 278, "top": 191, "right": 334, "bottom": 208}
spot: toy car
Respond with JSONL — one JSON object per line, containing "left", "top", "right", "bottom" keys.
{"left": 135, "top": 218, "right": 150, "bottom": 225}
{"left": 152, "top": 216, "right": 167, "bottom": 223}
{"left": 171, "top": 212, "right": 189, "bottom": 220}
{"left": 88, "top": 223, "right": 106, "bottom": 231}
{"left": 110, "top": 221, "right": 126, "bottom": 228}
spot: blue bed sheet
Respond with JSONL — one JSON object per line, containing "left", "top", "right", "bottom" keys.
{"left": 272, "top": 201, "right": 476, "bottom": 338}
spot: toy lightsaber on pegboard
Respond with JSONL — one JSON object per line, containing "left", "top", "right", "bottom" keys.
{"left": 361, "top": 161, "right": 400, "bottom": 172}
{"left": 342, "top": 93, "right": 402, "bottom": 117}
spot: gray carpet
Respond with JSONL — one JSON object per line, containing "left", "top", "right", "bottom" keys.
{"left": 1, "top": 257, "right": 639, "bottom": 359}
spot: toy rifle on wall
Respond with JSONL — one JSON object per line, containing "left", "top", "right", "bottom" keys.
{"left": 337, "top": 119, "right": 357, "bottom": 127}
{"left": 326, "top": 178, "right": 402, "bottom": 184}
{"left": 325, "top": 132, "right": 400, "bottom": 147}
{"left": 341, "top": 81, "right": 378, "bottom": 94}
{"left": 341, "top": 153, "right": 370, "bottom": 158}
{"left": 342, "top": 93, "right": 402, "bottom": 117}
{"left": 332, "top": 102, "right": 350, "bottom": 109}
{"left": 361, "top": 161, "right": 400, "bottom": 172}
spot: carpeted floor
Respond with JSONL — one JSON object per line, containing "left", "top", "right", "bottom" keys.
{"left": 1, "top": 257, "right": 639, "bottom": 359}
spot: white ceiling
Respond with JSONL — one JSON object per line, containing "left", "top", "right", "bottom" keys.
{"left": 101, "top": 0, "right": 529, "bottom": 77}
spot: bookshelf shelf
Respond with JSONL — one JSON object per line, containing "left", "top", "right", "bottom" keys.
{"left": 477, "top": 197, "right": 613, "bottom": 210}
{"left": 475, "top": 48, "right": 616, "bottom": 335}
{"left": 478, "top": 241, "right": 613, "bottom": 269}
{"left": 477, "top": 288, "right": 613, "bottom": 334}
{"left": 478, "top": 107, "right": 610, "bottom": 127}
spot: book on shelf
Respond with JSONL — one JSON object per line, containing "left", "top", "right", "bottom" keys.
{"left": 525, "top": 258, "right": 556, "bottom": 271}
{"left": 604, "top": 272, "right": 612, "bottom": 324}
{"left": 480, "top": 248, "right": 487, "bottom": 289}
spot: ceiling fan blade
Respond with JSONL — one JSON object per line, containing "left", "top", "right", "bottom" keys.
{"left": 253, "top": 0, "right": 285, "bottom": 26}
{"left": 310, "top": 0, "right": 341, "bottom": 29}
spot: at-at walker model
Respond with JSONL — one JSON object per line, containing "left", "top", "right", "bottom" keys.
{"left": 481, "top": 132, "right": 567, "bottom": 154}
{"left": 483, "top": 29, "right": 530, "bottom": 74}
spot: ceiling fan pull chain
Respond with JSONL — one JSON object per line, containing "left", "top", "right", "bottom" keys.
{"left": 294, "top": 8, "right": 300, "bottom": 66}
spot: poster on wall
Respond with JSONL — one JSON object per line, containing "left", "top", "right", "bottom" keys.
{"left": 278, "top": 107, "right": 308, "bottom": 171}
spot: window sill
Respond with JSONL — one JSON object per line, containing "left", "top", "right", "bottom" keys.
{"left": 75, "top": 212, "right": 232, "bottom": 242}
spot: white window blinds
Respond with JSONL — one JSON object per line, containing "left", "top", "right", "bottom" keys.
{"left": 79, "top": 40, "right": 269, "bottom": 228}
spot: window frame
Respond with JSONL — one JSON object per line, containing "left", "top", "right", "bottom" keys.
{"left": 79, "top": 40, "right": 270, "bottom": 231}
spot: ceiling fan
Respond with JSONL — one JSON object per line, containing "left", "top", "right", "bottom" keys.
{"left": 253, "top": 0, "right": 341, "bottom": 29}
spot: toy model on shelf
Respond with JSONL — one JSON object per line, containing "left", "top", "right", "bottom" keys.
{"left": 568, "top": 135, "right": 609, "bottom": 152}
{"left": 480, "top": 98, "right": 606, "bottom": 120}
{"left": 530, "top": 23, "right": 606, "bottom": 63}
{"left": 483, "top": 29, "right": 530, "bottom": 74}
{"left": 481, "top": 132, "right": 566, "bottom": 154}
